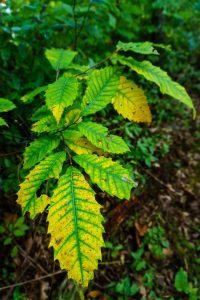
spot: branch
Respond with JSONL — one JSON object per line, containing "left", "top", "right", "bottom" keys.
{"left": 75, "top": 50, "right": 118, "bottom": 77}
{"left": 60, "top": 132, "right": 72, "bottom": 165}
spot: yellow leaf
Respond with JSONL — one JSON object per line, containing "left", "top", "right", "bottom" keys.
{"left": 112, "top": 76, "right": 152, "bottom": 123}
{"left": 47, "top": 166, "right": 104, "bottom": 287}
{"left": 31, "top": 194, "right": 50, "bottom": 217}
{"left": 66, "top": 137, "right": 106, "bottom": 156}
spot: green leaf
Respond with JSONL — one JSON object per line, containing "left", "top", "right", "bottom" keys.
{"left": 23, "top": 136, "right": 60, "bottom": 169}
{"left": 31, "top": 105, "right": 50, "bottom": 121}
{"left": 45, "top": 74, "right": 78, "bottom": 123}
{"left": 0, "top": 98, "right": 16, "bottom": 112}
{"left": 116, "top": 41, "right": 159, "bottom": 55}
{"left": 32, "top": 115, "right": 57, "bottom": 133}
{"left": 17, "top": 152, "right": 66, "bottom": 218}
{"left": 21, "top": 86, "right": 47, "bottom": 103}
{"left": 0, "top": 117, "right": 8, "bottom": 126}
{"left": 81, "top": 66, "right": 119, "bottom": 116}
{"left": 47, "top": 166, "right": 104, "bottom": 287}
{"left": 63, "top": 129, "right": 83, "bottom": 141}
{"left": 78, "top": 121, "right": 130, "bottom": 153}
{"left": 74, "top": 154, "right": 136, "bottom": 199}
{"left": 113, "top": 55, "right": 196, "bottom": 117}
{"left": 175, "top": 268, "right": 189, "bottom": 293}
{"left": 45, "top": 48, "right": 77, "bottom": 70}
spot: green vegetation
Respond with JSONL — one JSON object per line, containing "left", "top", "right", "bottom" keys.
{"left": 0, "top": 0, "right": 199, "bottom": 299}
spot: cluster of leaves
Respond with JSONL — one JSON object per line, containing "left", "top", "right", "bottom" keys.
{"left": 9, "top": 42, "right": 194, "bottom": 287}
{"left": 0, "top": 0, "right": 198, "bottom": 294}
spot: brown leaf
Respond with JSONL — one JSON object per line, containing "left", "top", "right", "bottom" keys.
{"left": 87, "top": 290, "right": 103, "bottom": 298}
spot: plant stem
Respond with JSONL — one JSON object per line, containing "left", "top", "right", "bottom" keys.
{"left": 60, "top": 132, "right": 72, "bottom": 165}
{"left": 75, "top": 50, "right": 118, "bottom": 77}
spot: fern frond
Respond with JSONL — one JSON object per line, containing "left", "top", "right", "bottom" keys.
{"left": 23, "top": 136, "right": 60, "bottom": 169}
{"left": 45, "top": 48, "right": 77, "bottom": 71}
{"left": 113, "top": 55, "right": 196, "bottom": 117}
{"left": 45, "top": 74, "right": 78, "bottom": 124}
{"left": 0, "top": 98, "right": 16, "bottom": 112}
{"left": 112, "top": 76, "right": 152, "bottom": 123}
{"left": 74, "top": 154, "right": 136, "bottom": 199}
{"left": 78, "top": 121, "right": 130, "bottom": 153}
{"left": 81, "top": 67, "right": 119, "bottom": 116}
{"left": 17, "top": 152, "right": 66, "bottom": 218}
{"left": 47, "top": 166, "right": 104, "bottom": 287}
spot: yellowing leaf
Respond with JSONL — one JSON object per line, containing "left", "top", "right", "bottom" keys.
{"left": 65, "top": 109, "right": 81, "bottom": 126}
{"left": 112, "top": 76, "right": 152, "bottom": 123}
{"left": 34, "top": 194, "right": 50, "bottom": 215}
{"left": 17, "top": 152, "right": 66, "bottom": 218}
{"left": 47, "top": 166, "right": 104, "bottom": 287}
{"left": 113, "top": 55, "right": 196, "bottom": 117}
{"left": 31, "top": 115, "right": 57, "bottom": 133}
{"left": 66, "top": 137, "right": 105, "bottom": 156}
{"left": 45, "top": 74, "right": 78, "bottom": 124}
{"left": 78, "top": 121, "right": 130, "bottom": 153}
{"left": 74, "top": 154, "right": 136, "bottom": 199}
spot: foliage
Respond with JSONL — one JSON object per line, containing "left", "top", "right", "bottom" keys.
{"left": 11, "top": 42, "right": 194, "bottom": 286}
{"left": 0, "top": 0, "right": 199, "bottom": 297}
{"left": 0, "top": 98, "right": 16, "bottom": 126}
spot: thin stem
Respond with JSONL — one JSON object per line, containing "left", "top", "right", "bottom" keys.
{"left": 0, "top": 270, "right": 66, "bottom": 292}
{"left": 60, "top": 132, "right": 72, "bottom": 165}
{"left": 56, "top": 69, "right": 60, "bottom": 81}
{"left": 75, "top": 50, "right": 118, "bottom": 77}
{"left": 75, "top": 0, "right": 91, "bottom": 46}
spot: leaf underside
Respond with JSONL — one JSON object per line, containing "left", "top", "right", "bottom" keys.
{"left": 112, "top": 76, "right": 152, "bottom": 123}
{"left": 47, "top": 166, "right": 104, "bottom": 287}
{"left": 74, "top": 154, "right": 135, "bottom": 199}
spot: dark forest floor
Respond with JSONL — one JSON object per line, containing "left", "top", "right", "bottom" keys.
{"left": 0, "top": 117, "right": 200, "bottom": 300}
